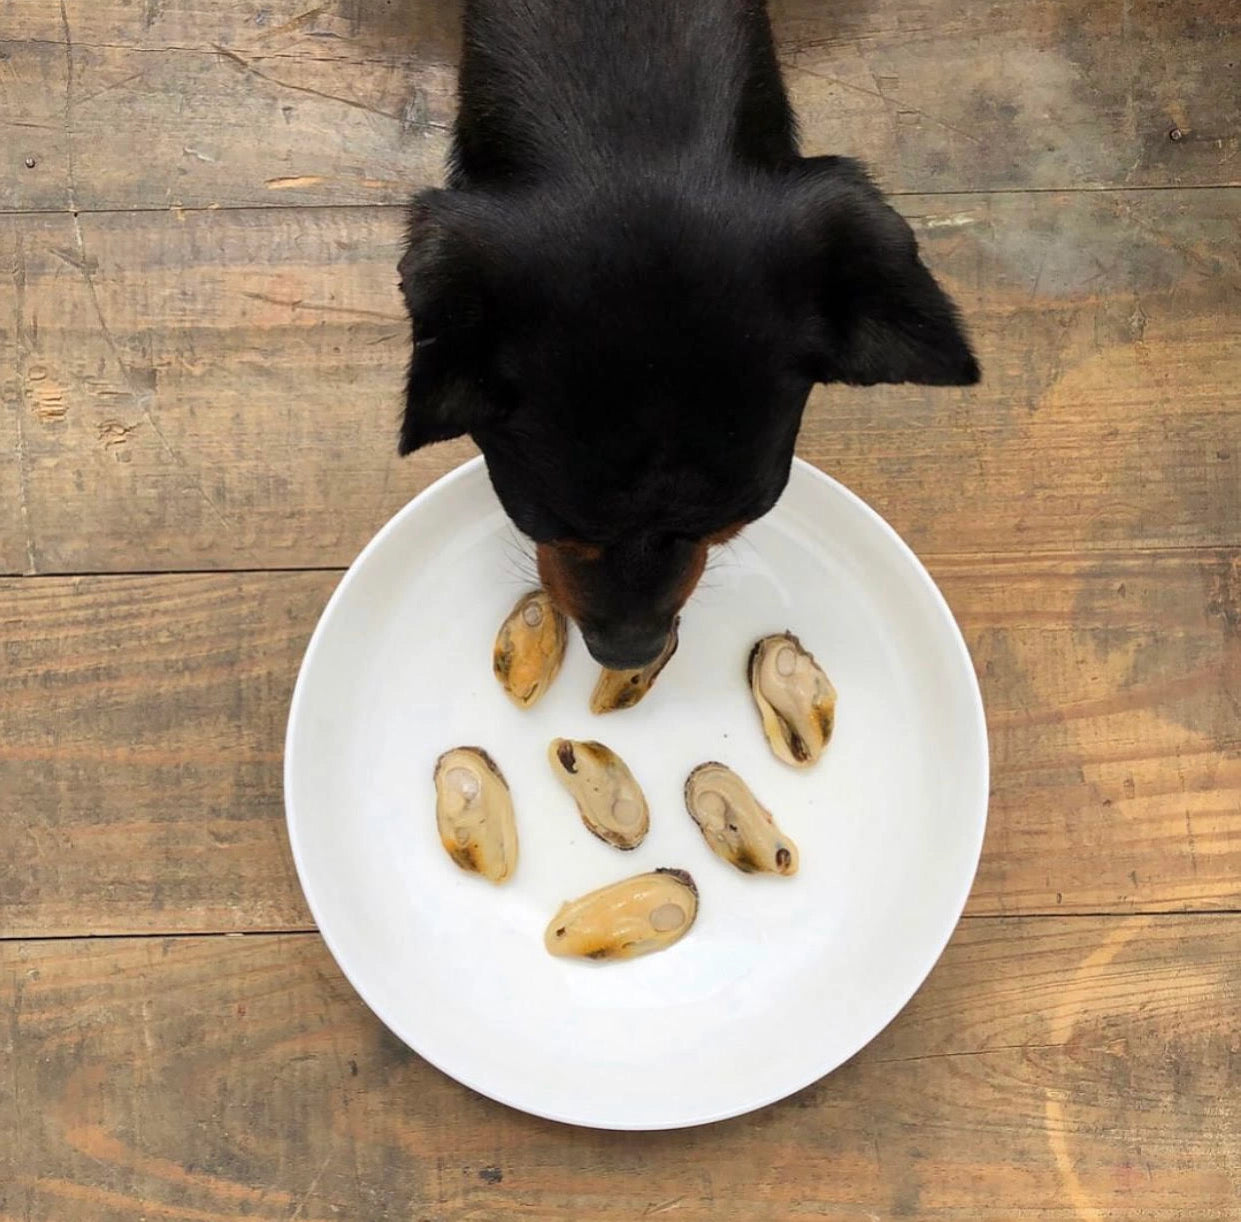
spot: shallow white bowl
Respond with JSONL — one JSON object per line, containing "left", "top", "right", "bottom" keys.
{"left": 285, "top": 456, "right": 987, "bottom": 1130}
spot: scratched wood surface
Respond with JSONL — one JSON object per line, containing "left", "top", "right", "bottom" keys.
{"left": 1, "top": 555, "right": 1238, "bottom": 939}
{"left": 2, "top": 918, "right": 1239, "bottom": 1221}
{"left": 2, "top": 0, "right": 1239, "bottom": 1217}
{"left": 3, "top": 0, "right": 1238, "bottom": 211}
{"left": 3, "top": 187, "right": 1239, "bottom": 574}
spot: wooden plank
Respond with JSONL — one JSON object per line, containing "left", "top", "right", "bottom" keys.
{"left": 0, "top": 219, "right": 35, "bottom": 574}
{"left": 0, "top": 17, "right": 453, "bottom": 214}
{"left": 1, "top": 555, "right": 1237, "bottom": 937}
{"left": 6, "top": 205, "right": 474, "bottom": 574}
{"left": 3, "top": 918, "right": 1239, "bottom": 1219}
{"left": 780, "top": 0, "right": 1241, "bottom": 194}
{"left": 1, "top": 0, "right": 463, "bottom": 56}
{"left": 934, "top": 552, "right": 1241, "bottom": 917}
{"left": 0, "top": 572, "right": 321, "bottom": 937}
{"left": 3, "top": 0, "right": 1237, "bottom": 211}
{"left": 6, "top": 188, "right": 1240, "bottom": 574}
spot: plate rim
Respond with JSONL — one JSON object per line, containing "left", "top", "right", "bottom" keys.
{"left": 284, "top": 454, "right": 989, "bottom": 1130}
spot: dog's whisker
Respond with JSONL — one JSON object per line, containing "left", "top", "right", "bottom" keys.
{"left": 707, "top": 533, "right": 759, "bottom": 572}
{"left": 498, "top": 527, "right": 538, "bottom": 583}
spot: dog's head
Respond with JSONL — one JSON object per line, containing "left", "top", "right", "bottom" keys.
{"left": 397, "top": 158, "right": 978, "bottom": 667}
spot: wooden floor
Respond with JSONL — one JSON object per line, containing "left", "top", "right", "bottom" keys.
{"left": 2, "top": 1, "right": 1240, "bottom": 1218}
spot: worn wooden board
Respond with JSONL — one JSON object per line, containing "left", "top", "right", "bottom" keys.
{"left": 3, "top": 0, "right": 1238, "bottom": 212}
{"left": 0, "top": 220, "right": 33, "bottom": 575}
{"left": 0, "top": 204, "right": 473, "bottom": 574}
{"left": 780, "top": 0, "right": 1241, "bottom": 194}
{"left": 3, "top": 917, "right": 1239, "bottom": 1220}
{"left": 2, "top": 554, "right": 1237, "bottom": 938}
{"left": 0, "top": 22, "right": 453, "bottom": 215}
{"left": 940, "top": 551, "right": 1241, "bottom": 917}
{"left": 5, "top": 188, "right": 1240, "bottom": 575}
{"left": 0, "top": 571, "right": 323, "bottom": 937}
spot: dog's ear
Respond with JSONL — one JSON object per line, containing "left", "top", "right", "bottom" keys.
{"left": 786, "top": 156, "right": 980, "bottom": 387}
{"left": 397, "top": 190, "right": 507, "bottom": 454}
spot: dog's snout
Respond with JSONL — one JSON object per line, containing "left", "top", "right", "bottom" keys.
{"left": 537, "top": 536, "right": 704, "bottom": 670}
{"left": 581, "top": 623, "right": 671, "bottom": 670}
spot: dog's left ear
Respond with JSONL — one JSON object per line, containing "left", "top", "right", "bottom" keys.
{"left": 786, "top": 156, "right": 980, "bottom": 388}
{"left": 397, "top": 190, "right": 507, "bottom": 454}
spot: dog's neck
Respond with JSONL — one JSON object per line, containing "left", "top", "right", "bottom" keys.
{"left": 451, "top": 0, "right": 797, "bottom": 188}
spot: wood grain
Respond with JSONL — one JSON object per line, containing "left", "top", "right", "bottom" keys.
{"left": 3, "top": 917, "right": 1239, "bottom": 1220}
{"left": 0, "top": 204, "right": 474, "bottom": 574}
{"left": 934, "top": 552, "right": 1241, "bottom": 917}
{"left": 0, "top": 11, "right": 453, "bottom": 215}
{"left": 5, "top": 188, "right": 1239, "bottom": 575}
{"left": 0, "top": 219, "right": 33, "bottom": 575}
{"left": 0, "top": 572, "right": 321, "bottom": 937}
{"left": 3, "top": 0, "right": 1237, "bottom": 211}
{"left": 2, "top": 554, "right": 1237, "bottom": 938}
{"left": 780, "top": 0, "right": 1241, "bottom": 195}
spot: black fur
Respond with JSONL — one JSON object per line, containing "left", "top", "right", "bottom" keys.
{"left": 398, "top": 0, "right": 979, "bottom": 667}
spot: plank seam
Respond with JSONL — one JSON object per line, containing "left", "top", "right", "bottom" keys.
{"left": 2, "top": 181, "right": 1240, "bottom": 222}
{"left": 5, "top": 910, "right": 1240, "bottom": 945}
{"left": 3, "top": 541, "right": 1241, "bottom": 582}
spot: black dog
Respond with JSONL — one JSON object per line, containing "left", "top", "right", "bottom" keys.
{"left": 397, "top": 0, "right": 978, "bottom": 669}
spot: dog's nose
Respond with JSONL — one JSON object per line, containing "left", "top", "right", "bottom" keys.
{"left": 581, "top": 623, "right": 671, "bottom": 671}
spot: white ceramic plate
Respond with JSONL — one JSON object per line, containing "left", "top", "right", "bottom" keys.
{"left": 285, "top": 456, "right": 987, "bottom": 1130}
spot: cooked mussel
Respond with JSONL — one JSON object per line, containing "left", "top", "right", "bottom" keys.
{"left": 589, "top": 619, "right": 680, "bottom": 714}
{"left": 684, "top": 762, "right": 798, "bottom": 876}
{"left": 544, "top": 868, "right": 698, "bottom": 960}
{"left": 493, "top": 589, "right": 568, "bottom": 709}
{"left": 433, "top": 747, "right": 518, "bottom": 883}
{"left": 548, "top": 738, "right": 649, "bottom": 850}
{"left": 748, "top": 632, "right": 836, "bottom": 767}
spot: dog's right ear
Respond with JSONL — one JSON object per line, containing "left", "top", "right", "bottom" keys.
{"left": 397, "top": 190, "right": 505, "bottom": 454}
